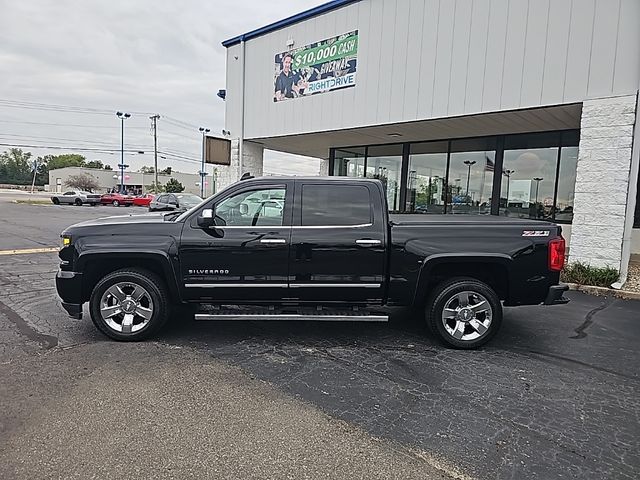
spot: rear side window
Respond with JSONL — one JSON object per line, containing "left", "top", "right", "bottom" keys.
{"left": 301, "top": 184, "right": 371, "bottom": 226}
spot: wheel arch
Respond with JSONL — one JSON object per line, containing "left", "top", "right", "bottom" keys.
{"left": 413, "top": 254, "right": 512, "bottom": 307}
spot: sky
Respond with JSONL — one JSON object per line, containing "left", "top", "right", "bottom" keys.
{"left": 0, "top": 0, "right": 324, "bottom": 176}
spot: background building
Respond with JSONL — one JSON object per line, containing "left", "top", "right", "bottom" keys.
{"left": 220, "top": 0, "right": 640, "bottom": 286}
{"left": 48, "top": 167, "right": 213, "bottom": 196}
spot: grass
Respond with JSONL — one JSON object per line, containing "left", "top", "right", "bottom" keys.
{"left": 561, "top": 262, "right": 619, "bottom": 287}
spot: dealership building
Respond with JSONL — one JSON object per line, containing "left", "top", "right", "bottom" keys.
{"left": 220, "top": 0, "right": 640, "bottom": 285}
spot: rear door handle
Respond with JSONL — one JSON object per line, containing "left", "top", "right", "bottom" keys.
{"left": 260, "top": 238, "right": 287, "bottom": 245}
{"left": 355, "top": 239, "right": 382, "bottom": 246}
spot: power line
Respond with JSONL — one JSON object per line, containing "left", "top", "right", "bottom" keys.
{"left": 0, "top": 119, "right": 148, "bottom": 129}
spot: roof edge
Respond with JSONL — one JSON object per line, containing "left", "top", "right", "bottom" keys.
{"left": 222, "top": 0, "right": 361, "bottom": 47}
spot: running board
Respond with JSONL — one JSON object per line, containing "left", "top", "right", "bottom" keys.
{"left": 194, "top": 313, "right": 388, "bottom": 322}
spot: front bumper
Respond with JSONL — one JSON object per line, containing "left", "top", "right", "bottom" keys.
{"left": 544, "top": 284, "right": 570, "bottom": 305}
{"left": 85, "top": 198, "right": 101, "bottom": 204}
{"left": 56, "top": 270, "right": 83, "bottom": 319}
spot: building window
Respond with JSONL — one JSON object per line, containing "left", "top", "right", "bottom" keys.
{"left": 448, "top": 138, "right": 496, "bottom": 215}
{"left": 366, "top": 145, "right": 403, "bottom": 211}
{"left": 333, "top": 148, "right": 365, "bottom": 177}
{"left": 329, "top": 129, "right": 579, "bottom": 222}
{"left": 407, "top": 141, "right": 448, "bottom": 214}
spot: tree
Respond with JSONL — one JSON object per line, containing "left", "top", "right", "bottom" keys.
{"left": 148, "top": 181, "right": 165, "bottom": 193}
{"left": 64, "top": 173, "right": 100, "bottom": 192}
{"left": 47, "top": 154, "right": 86, "bottom": 170}
{"left": 138, "top": 166, "right": 155, "bottom": 174}
{"left": 159, "top": 166, "right": 172, "bottom": 175}
{"left": 104, "top": 164, "right": 113, "bottom": 170}
{"left": 164, "top": 178, "right": 184, "bottom": 193}
{"left": 85, "top": 160, "right": 104, "bottom": 169}
{"left": 0, "top": 148, "right": 33, "bottom": 185}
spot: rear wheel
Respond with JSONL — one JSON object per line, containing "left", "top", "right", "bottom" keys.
{"left": 425, "top": 277, "right": 502, "bottom": 349}
{"left": 112, "top": 200, "right": 120, "bottom": 207}
{"left": 89, "top": 268, "right": 170, "bottom": 341}
{"left": 74, "top": 198, "right": 83, "bottom": 206}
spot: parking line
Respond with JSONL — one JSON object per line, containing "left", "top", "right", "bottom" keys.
{"left": 0, "top": 247, "right": 59, "bottom": 256}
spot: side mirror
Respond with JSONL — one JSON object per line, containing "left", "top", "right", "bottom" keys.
{"left": 239, "top": 203, "right": 249, "bottom": 215}
{"left": 197, "top": 208, "right": 214, "bottom": 228}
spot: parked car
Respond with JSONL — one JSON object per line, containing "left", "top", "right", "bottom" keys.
{"left": 56, "top": 177, "right": 569, "bottom": 349}
{"left": 148, "top": 193, "right": 203, "bottom": 212}
{"left": 100, "top": 192, "right": 134, "bottom": 207}
{"left": 132, "top": 194, "right": 155, "bottom": 207}
{"left": 51, "top": 190, "right": 101, "bottom": 206}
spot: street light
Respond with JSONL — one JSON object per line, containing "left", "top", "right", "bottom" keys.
{"left": 199, "top": 127, "right": 210, "bottom": 197}
{"left": 463, "top": 160, "right": 476, "bottom": 198}
{"left": 503, "top": 169, "right": 515, "bottom": 210}
{"left": 533, "top": 177, "right": 543, "bottom": 218}
{"left": 116, "top": 111, "right": 131, "bottom": 193}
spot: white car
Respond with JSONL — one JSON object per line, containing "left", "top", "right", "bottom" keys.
{"left": 51, "top": 190, "right": 101, "bottom": 206}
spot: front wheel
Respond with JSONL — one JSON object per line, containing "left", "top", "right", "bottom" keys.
{"left": 89, "top": 268, "right": 170, "bottom": 341}
{"left": 425, "top": 277, "right": 502, "bottom": 349}
{"left": 112, "top": 200, "right": 120, "bottom": 207}
{"left": 52, "top": 197, "right": 60, "bottom": 205}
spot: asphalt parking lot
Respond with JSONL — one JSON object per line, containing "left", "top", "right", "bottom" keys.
{"left": 0, "top": 194, "right": 639, "bottom": 479}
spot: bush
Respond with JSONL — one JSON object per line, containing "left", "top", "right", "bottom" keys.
{"left": 561, "top": 262, "right": 619, "bottom": 287}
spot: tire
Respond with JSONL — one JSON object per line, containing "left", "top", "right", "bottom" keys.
{"left": 89, "top": 268, "right": 170, "bottom": 341}
{"left": 52, "top": 197, "right": 60, "bottom": 205}
{"left": 74, "top": 198, "right": 83, "bottom": 206}
{"left": 112, "top": 200, "right": 120, "bottom": 207}
{"left": 425, "top": 277, "right": 502, "bottom": 349}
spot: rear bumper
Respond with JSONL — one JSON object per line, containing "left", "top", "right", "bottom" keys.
{"left": 56, "top": 270, "right": 83, "bottom": 319}
{"left": 544, "top": 284, "right": 570, "bottom": 305}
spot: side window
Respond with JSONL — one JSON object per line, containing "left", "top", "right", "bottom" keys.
{"left": 168, "top": 195, "right": 178, "bottom": 205}
{"left": 156, "top": 194, "right": 167, "bottom": 203}
{"left": 63, "top": 191, "right": 74, "bottom": 196}
{"left": 301, "top": 184, "right": 371, "bottom": 226}
{"left": 216, "top": 188, "right": 286, "bottom": 226}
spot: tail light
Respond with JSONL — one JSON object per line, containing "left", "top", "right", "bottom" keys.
{"left": 548, "top": 237, "right": 566, "bottom": 271}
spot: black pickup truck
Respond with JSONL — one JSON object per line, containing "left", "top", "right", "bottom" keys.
{"left": 56, "top": 176, "right": 568, "bottom": 349}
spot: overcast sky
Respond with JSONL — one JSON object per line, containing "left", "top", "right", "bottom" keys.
{"left": 0, "top": 0, "right": 324, "bottom": 176}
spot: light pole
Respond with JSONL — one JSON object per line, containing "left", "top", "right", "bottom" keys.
{"left": 199, "top": 127, "right": 210, "bottom": 197}
{"left": 533, "top": 177, "right": 543, "bottom": 218}
{"left": 503, "top": 169, "right": 515, "bottom": 210}
{"left": 116, "top": 111, "right": 131, "bottom": 193}
{"left": 463, "top": 160, "right": 476, "bottom": 198}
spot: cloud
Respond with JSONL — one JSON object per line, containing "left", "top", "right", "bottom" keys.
{"left": 0, "top": 0, "right": 324, "bottom": 174}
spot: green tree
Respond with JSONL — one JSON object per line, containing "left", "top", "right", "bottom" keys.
{"left": 47, "top": 154, "right": 86, "bottom": 170}
{"left": 64, "top": 173, "right": 100, "bottom": 192}
{"left": 159, "top": 166, "right": 172, "bottom": 175}
{"left": 85, "top": 160, "right": 104, "bottom": 169}
{"left": 164, "top": 178, "right": 184, "bottom": 193}
{"left": 0, "top": 148, "right": 33, "bottom": 185}
{"left": 138, "top": 166, "right": 155, "bottom": 174}
{"left": 148, "top": 181, "right": 165, "bottom": 193}
{"left": 104, "top": 164, "right": 113, "bottom": 170}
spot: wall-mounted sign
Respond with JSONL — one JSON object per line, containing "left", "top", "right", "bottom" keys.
{"left": 273, "top": 30, "right": 358, "bottom": 102}
{"left": 204, "top": 136, "right": 231, "bottom": 166}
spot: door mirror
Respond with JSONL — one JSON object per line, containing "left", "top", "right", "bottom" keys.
{"left": 197, "top": 208, "right": 214, "bottom": 228}
{"left": 239, "top": 203, "right": 249, "bottom": 215}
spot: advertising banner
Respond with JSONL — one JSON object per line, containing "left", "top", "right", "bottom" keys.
{"left": 273, "top": 30, "right": 358, "bottom": 102}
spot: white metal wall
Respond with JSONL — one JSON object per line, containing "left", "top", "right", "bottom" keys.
{"left": 225, "top": 0, "right": 640, "bottom": 140}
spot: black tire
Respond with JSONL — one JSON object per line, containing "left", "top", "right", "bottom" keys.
{"left": 89, "top": 268, "right": 170, "bottom": 341}
{"left": 52, "top": 197, "right": 60, "bottom": 205}
{"left": 425, "top": 277, "right": 502, "bottom": 349}
{"left": 74, "top": 198, "right": 83, "bottom": 206}
{"left": 112, "top": 200, "right": 120, "bottom": 207}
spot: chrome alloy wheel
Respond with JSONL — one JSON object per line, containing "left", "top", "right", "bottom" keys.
{"left": 99, "top": 282, "right": 153, "bottom": 334}
{"left": 441, "top": 291, "right": 493, "bottom": 342}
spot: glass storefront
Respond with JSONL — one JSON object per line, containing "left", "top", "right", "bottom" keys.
{"left": 330, "top": 130, "right": 580, "bottom": 223}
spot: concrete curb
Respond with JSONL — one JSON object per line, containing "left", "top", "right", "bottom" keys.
{"left": 566, "top": 283, "right": 640, "bottom": 301}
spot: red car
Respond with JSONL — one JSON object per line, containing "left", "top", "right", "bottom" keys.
{"left": 100, "top": 193, "right": 134, "bottom": 207}
{"left": 132, "top": 194, "right": 155, "bottom": 207}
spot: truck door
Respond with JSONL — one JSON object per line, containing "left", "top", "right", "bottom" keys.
{"left": 178, "top": 182, "right": 292, "bottom": 302}
{"left": 288, "top": 180, "right": 386, "bottom": 304}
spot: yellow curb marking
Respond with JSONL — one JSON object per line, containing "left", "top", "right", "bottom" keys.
{"left": 0, "top": 247, "right": 59, "bottom": 256}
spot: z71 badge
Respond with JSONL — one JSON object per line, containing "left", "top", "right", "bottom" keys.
{"left": 522, "top": 230, "right": 550, "bottom": 237}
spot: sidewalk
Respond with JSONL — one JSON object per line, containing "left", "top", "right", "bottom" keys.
{"left": 626, "top": 254, "right": 640, "bottom": 293}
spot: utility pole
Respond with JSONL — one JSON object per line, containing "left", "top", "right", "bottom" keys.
{"left": 199, "top": 127, "right": 210, "bottom": 197}
{"left": 116, "top": 111, "right": 131, "bottom": 193}
{"left": 150, "top": 115, "right": 160, "bottom": 191}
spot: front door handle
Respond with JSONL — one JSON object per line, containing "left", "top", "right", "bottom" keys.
{"left": 355, "top": 239, "right": 382, "bottom": 246}
{"left": 260, "top": 238, "right": 287, "bottom": 245}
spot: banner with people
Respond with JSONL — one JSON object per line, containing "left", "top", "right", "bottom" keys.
{"left": 273, "top": 30, "right": 358, "bottom": 102}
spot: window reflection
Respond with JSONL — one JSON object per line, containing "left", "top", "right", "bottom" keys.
{"left": 407, "top": 141, "right": 447, "bottom": 213}
{"left": 555, "top": 146, "right": 578, "bottom": 223}
{"left": 500, "top": 147, "right": 558, "bottom": 219}
{"left": 333, "top": 148, "right": 365, "bottom": 177}
{"left": 367, "top": 145, "right": 402, "bottom": 211}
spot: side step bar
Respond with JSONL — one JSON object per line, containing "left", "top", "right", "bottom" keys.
{"left": 194, "top": 313, "right": 388, "bottom": 322}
